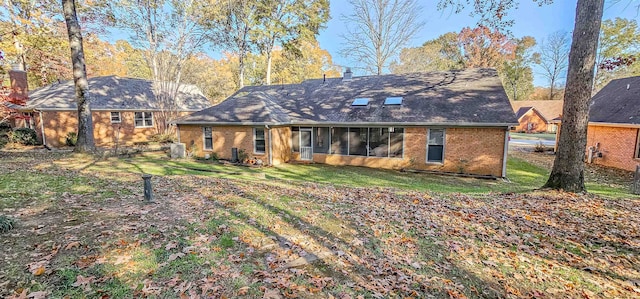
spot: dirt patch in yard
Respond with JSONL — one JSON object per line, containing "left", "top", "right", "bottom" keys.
{"left": 1, "top": 152, "right": 639, "bottom": 298}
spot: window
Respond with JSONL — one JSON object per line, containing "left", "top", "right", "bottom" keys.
{"left": 636, "top": 130, "right": 640, "bottom": 159}
{"left": 384, "top": 97, "right": 403, "bottom": 105}
{"left": 110, "top": 112, "right": 121, "bottom": 123}
{"left": 292, "top": 127, "right": 300, "bottom": 152}
{"left": 203, "top": 127, "right": 213, "bottom": 150}
{"left": 313, "top": 127, "right": 330, "bottom": 154}
{"left": 134, "top": 112, "right": 153, "bottom": 127}
{"left": 351, "top": 98, "right": 370, "bottom": 106}
{"left": 427, "top": 129, "right": 445, "bottom": 163}
{"left": 254, "top": 128, "right": 266, "bottom": 153}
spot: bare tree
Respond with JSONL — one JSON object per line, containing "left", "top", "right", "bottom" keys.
{"left": 62, "top": 0, "right": 95, "bottom": 153}
{"left": 340, "top": 0, "right": 425, "bottom": 75}
{"left": 536, "top": 31, "right": 570, "bottom": 100}
{"left": 200, "top": 0, "right": 257, "bottom": 88}
{"left": 106, "top": 0, "right": 207, "bottom": 134}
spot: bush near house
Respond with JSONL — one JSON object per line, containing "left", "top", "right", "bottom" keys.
{"left": 10, "top": 128, "right": 38, "bottom": 145}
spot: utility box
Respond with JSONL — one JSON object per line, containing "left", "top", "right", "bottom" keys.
{"left": 231, "top": 148, "right": 238, "bottom": 162}
{"left": 171, "top": 143, "right": 186, "bottom": 159}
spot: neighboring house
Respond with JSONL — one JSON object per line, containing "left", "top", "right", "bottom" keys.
{"left": 175, "top": 68, "right": 518, "bottom": 177}
{"left": 510, "top": 100, "right": 564, "bottom": 133}
{"left": 584, "top": 76, "right": 640, "bottom": 172}
{"left": 21, "top": 76, "right": 210, "bottom": 147}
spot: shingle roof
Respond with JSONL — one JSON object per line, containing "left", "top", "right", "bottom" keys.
{"left": 510, "top": 100, "right": 564, "bottom": 122}
{"left": 514, "top": 106, "right": 533, "bottom": 119}
{"left": 178, "top": 68, "right": 518, "bottom": 126}
{"left": 27, "top": 76, "right": 211, "bottom": 111}
{"left": 590, "top": 76, "right": 640, "bottom": 124}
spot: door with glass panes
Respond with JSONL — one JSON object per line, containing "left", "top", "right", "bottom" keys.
{"left": 299, "top": 128, "right": 313, "bottom": 160}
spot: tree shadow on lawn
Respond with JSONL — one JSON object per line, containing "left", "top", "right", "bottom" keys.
{"left": 182, "top": 177, "right": 506, "bottom": 298}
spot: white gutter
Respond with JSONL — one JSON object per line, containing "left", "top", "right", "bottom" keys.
{"left": 502, "top": 129, "right": 509, "bottom": 178}
{"left": 38, "top": 110, "right": 46, "bottom": 146}
{"left": 588, "top": 122, "right": 640, "bottom": 128}
{"left": 266, "top": 125, "right": 273, "bottom": 166}
{"left": 174, "top": 121, "right": 518, "bottom": 128}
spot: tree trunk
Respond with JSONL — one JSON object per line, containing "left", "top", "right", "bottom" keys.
{"left": 266, "top": 50, "right": 272, "bottom": 85}
{"left": 543, "top": 0, "right": 603, "bottom": 192}
{"left": 62, "top": 0, "right": 95, "bottom": 153}
{"left": 549, "top": 77, "right": 555, "bottom": 100}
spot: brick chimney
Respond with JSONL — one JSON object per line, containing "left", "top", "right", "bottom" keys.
{"left": 8, "top": 64, "right": 28, "bottom": 106}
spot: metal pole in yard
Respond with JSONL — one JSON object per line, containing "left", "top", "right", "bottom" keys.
{"left": 142, "top": 174, "right": 154, "bottom": 202}
{"left": 632, "top": 166, "right": 640, "bottom": 195}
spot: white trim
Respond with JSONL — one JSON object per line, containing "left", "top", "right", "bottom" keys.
{"left": 39, "top": 111, "right": 46, "bottom": 146}
{"left": 426, "top": 128, "right": 446, "bottom": 164}
{"left": 589, "top": 122, "right": 640, "bottom": 129}
{"left": 268, "top": 127, "right": 273, "bottom": 165}
{"left": 299, "top": 128, "right": 313, "bottom": 160}
{"left": 174, "top": 120, "right": 517, "bottom": 127}
{"left": 502, "top": 130, "right": 509, "bottom": 178}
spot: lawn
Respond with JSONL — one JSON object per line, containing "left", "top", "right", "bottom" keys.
{"left": 1, "top": 150, "right": 639, "bottom": 298}
{"left": 510, "top": 132, "right": 557, "bottom": 141}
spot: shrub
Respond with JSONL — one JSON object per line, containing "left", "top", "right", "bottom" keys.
{"left": 150, "top": 133, "right": 175, "bottom": 144}
{"left": 534, "top": 141, "right": 547, "bottom": 153}
{"left": 65, "top": 131, "right": 77, "bottom": 146}
{"left": 0, "top": 121, "right": 11, "bottom": 132}
{"left": 238, "top": 149, "right": 248, "bottom": 163}
{"left": 10, "top": 128, "right": 38, "bottom": 145}
{"left": 0, "top": 215, "right": 14, "bottom": 233}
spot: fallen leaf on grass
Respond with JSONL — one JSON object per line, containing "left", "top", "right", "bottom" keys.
{"left": 27, "top": 291, "right": 49, "bottom": 299}
{"left": 238, "top": 286, "right": 249, "bottom": 295}
{"left": 263, "top": 288, "right": 282, "bottom": 299}
{"left": 168, "top": 252, "right": 185, "bottom": 262}
{"left": 65, "top": 241, "right": 81, "bottom": 250}
{"left": 72, "top": 275, "right": 95, "bottom": 291}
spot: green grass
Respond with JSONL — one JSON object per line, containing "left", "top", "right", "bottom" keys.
{"left": 82, "top": 152, "right": 634, "bottom": 198}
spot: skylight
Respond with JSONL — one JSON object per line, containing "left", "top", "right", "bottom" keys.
{"left": 384, "top": 97, "right": 403, "bottom": 105}
{"left": 352, "top": 98, "right": 370, "bottom": 106}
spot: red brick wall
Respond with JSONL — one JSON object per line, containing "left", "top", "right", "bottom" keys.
{"left": 41, "top": 110, "right": 186, "bottom": 147}
{"left": 178, "top": 125, "right": 507, "bottom": 176}
{"left": 513, "top": 109, "right": 548, "bottom": 133}
{"left": 586, "top": 124, "right": 640, "bottom": 171}
{"left": 178, "top": 125, "right": 270, "bottom": 162}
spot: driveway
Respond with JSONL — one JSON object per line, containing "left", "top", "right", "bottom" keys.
{"left": 509, "top": 138, "right": 555, "bottom": 147}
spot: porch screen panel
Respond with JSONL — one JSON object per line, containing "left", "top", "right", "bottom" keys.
{"left": 330, "top": 127, "right": 348, "bottom": 155}
{"left": 389, "top": 128, "right": 404, "bottom": 157}
{"left": 349, "top": 128, "right": 368, "bottom": 156}
{"left": 292, "top": 127, "right": 300, "bottom": 152}
{"left": 368, "top": 128, "right": 389, "bottom": 157}
{"left": 313, "top": 127, "right": 330, "bottom": 154}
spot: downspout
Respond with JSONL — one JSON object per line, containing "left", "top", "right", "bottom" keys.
{"left": 502, "top": 128, "right": 509, "bottom": 178}
{"left": 38, "top": 110, "right": 46, "bottom": 147}
{"left": 176, "top": 125, "right": 181, "bottom": 144}
{"left": 266, "top": 125, "right": 273, "bottom": 166}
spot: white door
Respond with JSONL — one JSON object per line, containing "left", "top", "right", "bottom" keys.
{"left": 300, "top": 129, "right": 313, "bottom": 160}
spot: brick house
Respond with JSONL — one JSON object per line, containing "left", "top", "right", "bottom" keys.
{"left": 175, "top": 68, "right": 518, "bottom": 177}
{"left": 21, "top": 76, "right": 210, "bottom": 147}
{"left": 583, "top": 76, "right": 640, "bottom": 172}
{"left": 510, "top": 100, "right": 564, "bottom": 133}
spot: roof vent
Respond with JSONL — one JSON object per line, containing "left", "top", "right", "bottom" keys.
{"left": 352, "top": 98, "right": 370, "bottom": 106}
{"left": 384, "top": 97, "right": 403, "bottom": 105}
{"left": 627, "top": 84, "right": 630, "bottom": 90}
{"left": 343, "top": 67, "right": 353, "bottom": 81}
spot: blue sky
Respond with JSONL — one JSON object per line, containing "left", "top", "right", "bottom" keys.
{"left": 316, "top": 0, "right": 639, "bottom": 86}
